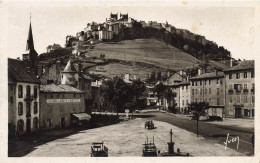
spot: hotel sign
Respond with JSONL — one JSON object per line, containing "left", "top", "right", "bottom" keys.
{"left": 47, "top": 99, "right": 81, "bottom": 103}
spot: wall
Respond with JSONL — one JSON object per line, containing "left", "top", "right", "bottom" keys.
{"left": 39, "top": 92, "right": 85, "bottom": 129}
{"left": 190, "top": 77, "right": 225, "bottom": 117}
{"left": 179, "top": 84, "right": 190, "bottom": 112}
{"left": 224, "top": 70, "right": 254, "bottom": 118}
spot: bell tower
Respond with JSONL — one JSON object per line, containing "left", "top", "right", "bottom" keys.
{"left": 23, "top": 13, "right": 38, "bottom": 73}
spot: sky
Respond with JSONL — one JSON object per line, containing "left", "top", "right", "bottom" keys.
{"left": 1, "top": 1, "right": 259, "bottom": 60}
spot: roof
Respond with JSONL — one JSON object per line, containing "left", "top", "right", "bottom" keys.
{"left": 190, "top": 71, "right": 224, "bottom": 80}
{"left": 224, "top": 60, "right": 254, "bottom": 72}
{"left": 8, "top": 58, "right": 40, "bottom": 84}
{"left": 178, "top": 81, "right": 190, "bottom": 85}
{"left": 63, "top": 60, "right": 77, "bottom": 73}
{"left": 40, "top": 84, "right": 84, "bottom": 93}
{"left": 72, "top": 113, "right": 91, "bottom": 121}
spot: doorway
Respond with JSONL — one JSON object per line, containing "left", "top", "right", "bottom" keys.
{"left": 235, "top": 107, "right": 242, "bottom": 118}
{"left": 26, "top": 118, "right": 31, "bottom": 133}
{"left": 61, "top": 117, "right": 65, "bottom": 128}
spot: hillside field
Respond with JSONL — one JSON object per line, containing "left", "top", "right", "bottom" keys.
{"left": 89, "top": 39, "right": 200, "bottom": 70}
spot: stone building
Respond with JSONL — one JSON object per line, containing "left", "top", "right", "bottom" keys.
{"left": 223, "top": 60, "right": 255, "bottom": 118}
{"left": 179, "top": 81, "right": 191, "bottom": 113}
{"left": 61, "top": 60, "right": 79, "bottom": 87}
{"left": 46, "top": 43, "right": 62, "bottom": 53}
{"left": 8, "top": 58, "right": 40, "bottom": 136}
{"left": 190, "top": 70, "right": 225, "bottom": 117}
{"left": 99, "top": 29, "right": 113, "bottom": 41}
{"left": 39, "top": 84, "right": 87, "bottom": 129}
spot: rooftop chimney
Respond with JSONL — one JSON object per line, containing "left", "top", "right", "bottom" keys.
{"left": 198, "top": 68, "right": 202, "bottom": 76}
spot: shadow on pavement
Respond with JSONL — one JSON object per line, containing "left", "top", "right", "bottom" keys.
{"left": 8, "top": 128, "right": 82, "bottom": 157}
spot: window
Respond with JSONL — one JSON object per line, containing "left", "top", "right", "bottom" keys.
{"left": 237, "top": 96, "right": 240, "bottom": 103}
{"left": 26, "top": 102, "right": 31, "bottom": 117}
{"left": 217, "top": 98, "right": 220, "bottom": 105}
{"left": 17, "top": 120, "right": 24, "bottom": 132}
{"left": 236, "top": 73, "right": 240, "bottom": 79}
{"left": 195, "top": 81, "right": 197, "bottom": 86}
{"left": 192, "top": 89, "right": 194, "bottom": 95}
{"left": 45, "top": 95, "right": 47, "bottom": 98}
{"left": 10, "top": 96, "right": 13, "bottom": 103}
{"left": 34, "top": 102, "right": 38, "bottom": 114}
{"left": 217, "top": 79, "right": 219, "bottom": 84}
{"left": 209, "top": 88, "right": 211, "bottom": 94}
{"left": 18, "top": 102, "right": 23, "bottom": 115}
{"left": 229, "top": 73, "right": 232, "bottom": 79}
{"left": 48, "top": 106, "right": 52, "bottom": 113}
{"left": 182, "top": 86, "right": 184, "bottom": 90}
{"left": 244, "top": 84, "right": 247, "bottom": 89}
{"left": 74, "top": 94, "right": 76, "bottom": 97}
{"left": 252, "top": 96, "right": 254, "bottom": 103}
{"left": 47, "top": 119, "right": 52, "bottom": 127}
{"left": 244, "top": 96, "right": 248, "bottom": 103}
{"left": 34, "top": 86, "right": 37, "bottom": 98}
{"left": 192, "top": 81, "right": 194, "bottom": 86}
{"left": 195, "top": 98, "right": 198, "bottom": 102}
{"left": 209, "top": 80, "right": 211, "bottom": 85}
{"left": 33, "top": 118, "right": 38, "bottom": 129}
{"left": 252, "top": 83, "right": 255, "bottom": 89}
{"left": 251, "top": 71, "right": 254, "bottom": 78}
{"left": 234, "top": 84, "right": 242, "bottom": 92}
{"left": 244, "top": 72, "right": 247, "bottom": 78}
{"left": 209, "top": 98, "right": 211, "bottom": 104}
{"left": 205, "top": 88, "right": 207, "bottom": 95}
{"left": 51, "top": 95, "right": 53, "bottom": 98}
{"left": 200, "top": 89, "right": 202, "bottom": 95}
{"left": 182, "top": 100, "right": 184, "bottom": 106}
{"left": 195, "top": 89, "right": 198, "bottom": 95}
{"left": 186, "top": 100, "right": 188, "bottom": 105}
{"left": 204, "top": 80, "right": 207, "bottom": 85}
{"left": 186, "top": 86, "right": 188, "bottom": 89}
{"left": 26, "top": 85, "right": 31, "bottom": 97}
{"left": 18, "top": 85, "right": 23, "bottom": 98}
{"left": 200, "top": 80, "right": 202, "bottom": 86}
{"left": 217, "top": 88, "right": 219, "bottom": 95}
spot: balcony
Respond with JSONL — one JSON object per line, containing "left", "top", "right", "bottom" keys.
{"left": 24, "top": 95, "right": 34, "bottom": 101}
{"left": 243, "top": 89, "right": 249, "bottom": 93}
{"left": 228, "top": 90, "right": 233, "bottom": 94}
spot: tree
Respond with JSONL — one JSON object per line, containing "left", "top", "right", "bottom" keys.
{"left": 188, "top": 102, "right": 209, "bottom": 137}
{"left": 154, "top": 82, "right": 166, "bottom": 106}
{"left": 165, "top": 88, "right": 177, "bottom": 113}
{"left": 131, "top": 79, "right": 146, "bottom": 109}
{"left": 157, "top": 71, "right": 162, "bottom": 81}
{"left": 100, "top": 77, "right": 133, "bottom": 115}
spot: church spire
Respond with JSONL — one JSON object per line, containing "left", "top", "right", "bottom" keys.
{"left": 26, "top": 14, "right": 34, "bottom": 51}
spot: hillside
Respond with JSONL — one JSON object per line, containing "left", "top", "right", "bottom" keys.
{"left": 88, "top": 39, "right": 200, "bottom": 70}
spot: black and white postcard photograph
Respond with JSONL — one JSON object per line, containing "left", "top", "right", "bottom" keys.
{"left": 0, "top": 0, "right": 259, "bottom": 163}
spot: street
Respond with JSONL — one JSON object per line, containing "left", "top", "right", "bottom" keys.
{"left": 141, "top": 111, "right": 254, "bottom": 156}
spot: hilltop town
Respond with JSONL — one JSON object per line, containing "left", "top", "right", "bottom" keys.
{"left": 8, "top": 12, "right": 254, "bottom": 157}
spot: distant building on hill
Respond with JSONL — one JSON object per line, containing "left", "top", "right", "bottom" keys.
{"left": 46, "top": 43, "right": 62, "bottom": 53}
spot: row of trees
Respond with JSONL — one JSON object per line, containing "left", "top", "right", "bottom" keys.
{"left": 100, "top": 77, "right": 146, "bottom": 114}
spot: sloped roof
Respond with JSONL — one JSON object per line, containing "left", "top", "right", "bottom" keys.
{"left": 63, "top": 60, "right": 77, "bottom": 73}
{"left": 8, "top": 58, "right": 40, "bottom": 84}
{"left": 190, "top": 71, "right": 224, "bottom": 80}
{"left": 40, "top": 84, "right": 83, "bottom": 93}
{"left": 224, "top": 60, "right": 254, "bottom": 72}
{"left": 178, "top": 81, "right": 190, "bottom": 85}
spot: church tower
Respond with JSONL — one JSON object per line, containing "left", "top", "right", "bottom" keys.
{"left": 22, "top": 14, "right": 38, "bottom": 73}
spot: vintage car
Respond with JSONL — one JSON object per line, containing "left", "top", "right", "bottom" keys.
{"left": 91, "top": 142, "right": 108, "bottom": 157}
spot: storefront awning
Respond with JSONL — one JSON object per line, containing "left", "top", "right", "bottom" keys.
{"left": 72, "top": 113, "right": 91, "bottom": 121}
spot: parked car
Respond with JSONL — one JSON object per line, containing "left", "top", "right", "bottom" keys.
{"left": 209, "top": 116, "right": 223, "bottom": 121}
